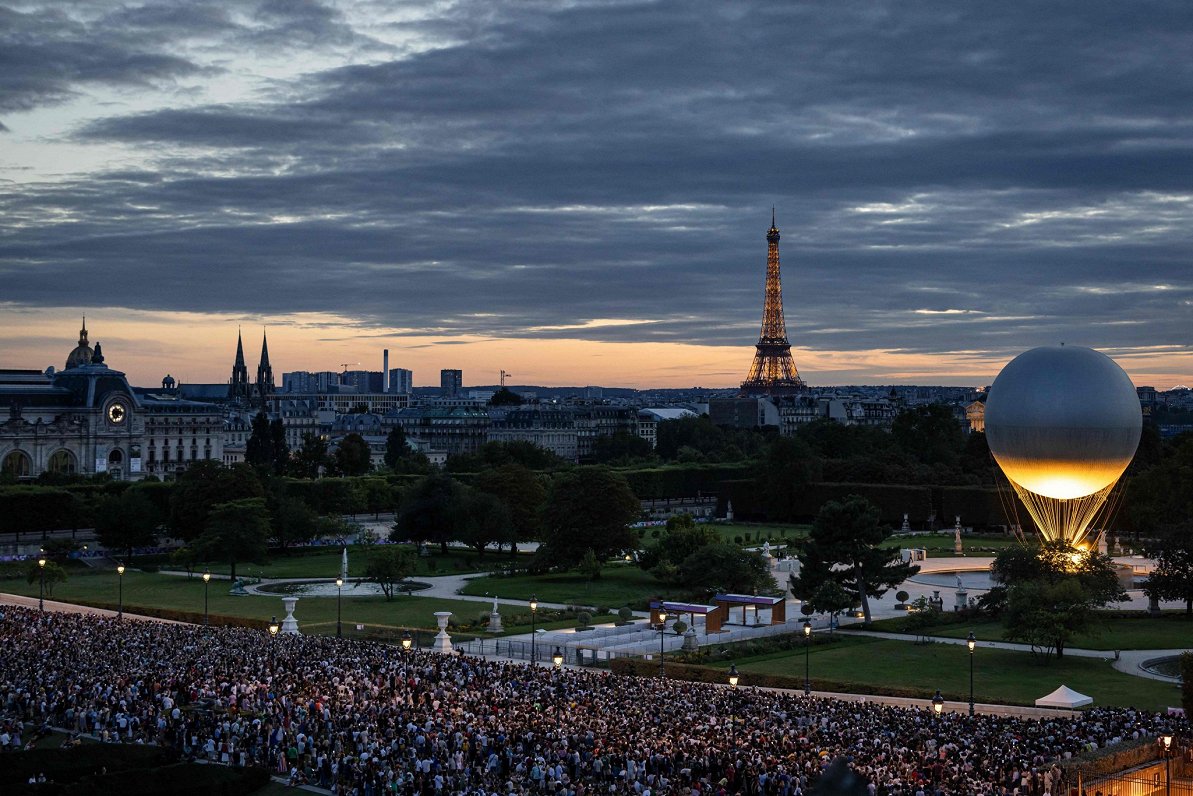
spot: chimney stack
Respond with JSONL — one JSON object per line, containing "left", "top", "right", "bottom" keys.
{"left": 383, "top": 349, "right": 390, "bottom": 392}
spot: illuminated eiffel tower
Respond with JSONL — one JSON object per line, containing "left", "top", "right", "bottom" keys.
{"left": 741, "top": 210, "right": 806, "bottom": 395}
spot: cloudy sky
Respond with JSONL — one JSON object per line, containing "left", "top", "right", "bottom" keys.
{"left": 2, "top": 0, "right": 1191, "bottom": 389}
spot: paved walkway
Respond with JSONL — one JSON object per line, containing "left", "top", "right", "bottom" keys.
{"left": 0, "top": 593, "right": 185, "bottom": 623}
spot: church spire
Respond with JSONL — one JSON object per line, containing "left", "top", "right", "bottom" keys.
{"left": 234, "top": 327, "right": 246, "bottom": 367}
{"left": 229, "top": 327, "right": 250, "bottom": 403}
{"left": 255, "top": 327, "right": 274, "bottom": 404}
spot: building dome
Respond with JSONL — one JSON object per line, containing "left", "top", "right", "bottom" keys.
{"left": 65, "top": 317, "right": 94, "bottom": 370}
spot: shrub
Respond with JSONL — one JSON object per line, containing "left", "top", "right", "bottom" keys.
{"left": 617, "top": 606, "right": 633, "bottom": 623}
{"left": 672, "top": 620, "right": 688, "bottom": 634}
{"left": 895, "top": 590, "right": 909, "bottom": 606}
{"left": 577, "top": 611, "right": 592, "bottom": 629}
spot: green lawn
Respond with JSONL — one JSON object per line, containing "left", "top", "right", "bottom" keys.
{"left": 460, "top": 564, "right": 663, "bottom": 609}
{"left": 144, "top": 545, "right": 513, "bottom": 580}
{"left": 3, "top": 569, "right": 493, "bottom": 632}
{"left": 882, "top": 533, "right": 1020, "bottom": 557}
{"left": 737, "top": 636, "right": 1181, "bottom": 711}
{"left": 866, "top": 612, "right": 1193, "bottom": 650}
{"left": 2, "top": 568, "right": 614, "bottom": 637}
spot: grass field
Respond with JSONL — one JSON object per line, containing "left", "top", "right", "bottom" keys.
{"left": 866, "top": 612, "right": 1193, "bottom": 650}
{"left": 140, "top": 544, "right": 518, "bottom": 580}
{"left": 0, "top": 568, "right": 610, "bottom": 634}
{"left": 460, "top": 563, "right": 662, "bottom": 609}
{"left": 736, "top": 636, "right": 1182, "bottom": 711}
{"left": 881, "top": 533, "right": 1021, "bottom": 557}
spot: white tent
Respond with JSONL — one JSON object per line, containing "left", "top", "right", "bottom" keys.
{"left": 1035, "top": 685, "right": 1093, "bottom": 708}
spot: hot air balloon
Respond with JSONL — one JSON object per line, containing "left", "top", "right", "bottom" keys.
{"left": 984, "top": 345, "right": 1141, "bottom": 548}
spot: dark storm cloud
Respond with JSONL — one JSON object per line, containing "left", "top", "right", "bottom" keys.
{"left": 3, "top": 0, "right": 1193, "bottom": 370}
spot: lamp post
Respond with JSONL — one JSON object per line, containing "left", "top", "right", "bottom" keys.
{"left": 401, "top": 630, "right": 413, "bottom": 653}
{"left": 37, "top": 557, "right": 46, "bottom": 611}
{"left": 657, "top": 610, "right": 668, "bottom": 677}
{"left": 202, "top": 571, "right": 211, "bottom": 626}
{"left": 728, "top": 664, "right": 739, "bottom": 749}
{"left": 335, "top": 577, "right": 344, "bottom": 638}
{"left": 932, "top": 689, "right": 944, "bottom": 719}
{"left": 552, "top": 646, "right": 563, "bottom": 669}
{"left": 529, "top": 595, "right": 538, "bottom": 664}
{"left": 803, "top": 620, "right": 812, "bottom": 696}
{"left": 116, "top": 564, "right": 125, "bottom": 620}
{"left": 966, "top": 631, "right": 976, "bottom": 717}
{"left": 1162, "top": 734, "right": 1173, "bottom": 796}
{"left": 268, "top": 615, "right": 280, "bottom": 637}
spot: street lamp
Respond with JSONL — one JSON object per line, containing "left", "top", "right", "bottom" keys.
{"left": 728, "top": 664, "right": 739, "bottom": 749}
{"left": 529, "top": 595, "right": 538, "bottom": 664}
{"left": 1162, "top": 734, "right": 1173, "bottom": 796}
{"left": 202, "top": 571, "right": 211, "bottom": 627}
{"left": 803, "top": 620, "right": 812, "bottom": 696}
{"left": 967, "top": 631, "right": 976, "bottom": 717}
{"left": 552, "top": 646, "right": 563, "bottom": 668}
{"left": 38, "top": 557, "right": 46, "bottom": 611}
{"left": 335, "top": 577, "right": 344, "bottom": 638}
{"left": 116, "top": 564, "right": 125, "bottom": 620}
{"left": 268, "top": 616, "right": 280, "bottom": 637}
{"left": 932, "top": 689, "right": 944, "bottom": 719}
{"left": 401, "top": 630, "right": 413, "bottom": 652}
{"left": 657, "top": 610, "right": 668, "bottom": 677}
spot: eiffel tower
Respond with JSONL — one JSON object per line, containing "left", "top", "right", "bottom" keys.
{"left": 741, "top": 210, "right": 806, "bottom": 395}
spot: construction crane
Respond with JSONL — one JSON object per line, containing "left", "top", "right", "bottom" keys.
{"left": 500, "top": 370, "right": 512, "bottom": 387}
{"left": 339, "top": 362, "right": 359, "bottom": 373}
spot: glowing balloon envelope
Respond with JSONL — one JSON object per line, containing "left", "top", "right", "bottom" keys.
{"left": 985, "top": 345, "right": 1141, "bottom": 545}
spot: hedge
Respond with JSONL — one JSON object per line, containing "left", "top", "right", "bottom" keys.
{"left": 618, "top": 464, "right": 757, "bottom": 500}
{"left": 609, "top": 657, "right": 1016, "bottom": 706}
{"left": 0, "top": 743, "right": 174, "bottom": 785}
{"left": 42, "top": 598, "right": 270, "bottom": 629}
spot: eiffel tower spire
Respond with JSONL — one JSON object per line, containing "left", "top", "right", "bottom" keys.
{"left": 741, "top": 212, "right": 805, "bottom": 395}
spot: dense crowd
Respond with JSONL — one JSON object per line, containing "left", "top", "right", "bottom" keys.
{"left": 0, "top": 606, "right": 1186, "bottom": 796}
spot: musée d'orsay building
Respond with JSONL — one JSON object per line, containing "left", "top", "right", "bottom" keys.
{"left": 0, "top": 320, "right": 225, "bottom": 481}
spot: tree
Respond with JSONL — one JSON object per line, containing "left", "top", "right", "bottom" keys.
{"left": 245, "top": 411, "right": 273, "bottom": 469}
{"left": 26, "top": 559, "right": 67, "bottom": 596}
{"left": 446, "top": 441, "right": 567, "bottom": 472}
{"left": 457, "top": 490, "right": 514, "bottom": 558}
{"left": 539, "top": 467, "right": 640, "bottom": 569}
{"left": 1004, "top": 578, "right": 1097, "bottom": 660}
{"left": 473, "top": 463, "right": 546, "bottom": 548}
{"left": 590, "top": 431, "right": 653, "bottom": 464}
{"left": 891, "top": 404, "right": 964, "bottom": 468}
{"left": 759, "top": 436, "right": 821, "bottom": 521}
{"left": 794, "top": 495, "right": 919, "bottom": 624}
{"left": 392, "top": 472, "right": 467, "bottom": 553}
{"left": 489, "top": 387, "right": 524, "bottom": 406}
{"left": 677, "top": 543, "right": 775, "bottom": 596}
{"left": 992, "top": 541, "right": 1127, "bottom": 660}
{"left": 364, "top": 546, "right": 416, "bottom": 601}
{"left": 94, "top": 489, "right": 161, "bottom": 561}
{"left": 269, "top": 418, "right": 290, "bottom": 475}
{"left": 1144, "top": 523, "right": 1193, "bottom": 614}
{"left": 169, "top": 461, "right": 263, "bottom": 543}
{"left": 169, "top": 545, "right": 200, "bottom": 578}
{"left": 809, "top": 579, "right": 854, "bottom": 634}
{"left": 270, "top": 494, "right": 318, "bottom": 553}
{"left": 195, "top": 498, "right": 271, "bottom": 581}
{"left": 638, "top": 514, "right": 719, "bottom": 577}
{"left": 384, "top": 426, "right": 412, "bottom": 469}
{"left": 578, "top": 548, "right": 602, "bottom": 581}
{"left": 291, "top": 434, "right": 330, "bottom": 479}
{"left": 334, "top": 433, "right": 373, "bottom": 476}
{"left": 902, "top": 595, "right": 941, "bottom": 643}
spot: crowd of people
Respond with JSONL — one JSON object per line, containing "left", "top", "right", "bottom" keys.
{"left": 0, "top": 606, "right": 1187, "bottom": 796}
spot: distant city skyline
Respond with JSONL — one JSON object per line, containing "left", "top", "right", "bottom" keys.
{"left": 2, "top": 2, "right": 1191, "bottom": 389}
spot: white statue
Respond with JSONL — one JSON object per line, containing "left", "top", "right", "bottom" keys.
{"left": 762, "top": 540, "right": 772, "bottom": 558}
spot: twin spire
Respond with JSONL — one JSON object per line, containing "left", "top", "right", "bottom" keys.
{"left": 229, "top": 326, "right": 273, "bottom": 404}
